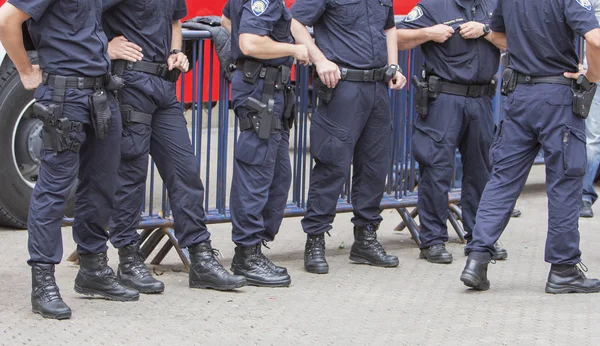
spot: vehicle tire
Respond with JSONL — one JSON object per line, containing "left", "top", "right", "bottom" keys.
{"left": 0, "top": 51, "right": 76, "bottom": 229}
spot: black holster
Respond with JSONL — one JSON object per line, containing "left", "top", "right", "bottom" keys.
{"left": 412, "top": 75, "right": 429, "bottom": 117}
{"left": 314, "top": 77, "right": 333, "bottom": 104}
{"left": 89, "top": 90, "right": 111, "bottom": 140}
{"left": 240, "top": 59, "right": 289, "bottom": 138}
{"left": 33, "top": 75, "right": 83, "bottom": 154}
{"left": 572, "top": 74, "right": 597, "bottom": 119}
{"left": 283, "top": 86, "right": 296, "bottom": 131}
{"left": 501, "top": 67, "right": 517, "bottom": 96}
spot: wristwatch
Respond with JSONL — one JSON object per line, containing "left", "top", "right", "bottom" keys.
{"left": 482, "top": 24, "right": 491, "bottom": 37}
{"left": 170, "top": 49, "right": 182, "bottom": 55}
{"left": 389, "top": 64, "right": 402, "bottom": 74}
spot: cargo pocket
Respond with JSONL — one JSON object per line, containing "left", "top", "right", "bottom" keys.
{"left": 121, "top": 124, "right": 152, "bottom": 160}
{"left": 562, "top": 125, "right": 587, "bottom": 177}
{"left": 234, "top": 130, "right": 278, "bottom": 166}
{"left": 310, "top": 112, "right": 349, "bottom": 165}
{"left": 412, "top": 117, "right": 445, "bottom": 166}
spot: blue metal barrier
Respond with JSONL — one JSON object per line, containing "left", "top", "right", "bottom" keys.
{"left": 64, "top": 31, "right": 472, "bottom": 266}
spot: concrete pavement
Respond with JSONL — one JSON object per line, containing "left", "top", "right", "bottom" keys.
{"left": 2, "top": 165, "right": 600, "bottom": 345}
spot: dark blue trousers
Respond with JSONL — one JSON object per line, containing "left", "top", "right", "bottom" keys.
{"left": 466, "top": 84, "right": 585, "bottom": 264}
{"left": 28, "top": 84, "right": 122, "bottom": 265}
{"left": 301, "top": 81, "right": 392, "bottom": 235}
{"left": 229, "top": 71, "right": 292, "bottom": 246}
{"left": 413, "top": 93, "right": 495, "bottom": 248}
{"left": 109, "top": 71, "right": 210, "bottom": 249}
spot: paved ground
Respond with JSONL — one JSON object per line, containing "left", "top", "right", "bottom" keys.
{"left": 2, "top": 165, "right": 600, "bottom": 345}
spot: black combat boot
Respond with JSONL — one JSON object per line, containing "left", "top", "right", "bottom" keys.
{"left": 259, "top": 240, "right": 288, "bottom": 275}
{"left": 74, "top": 252, "right": 139, "bottom": 301}
{"left": 545, "top": 263, "right": 600, "bottom": 294}
{"left": 460, "top": 252, "right": 491, "bottom": 291}
{"left": 420, "top": 244, "right": 453, "bottom": 264}
{"left": 188, "top": 240, "right": 247, "bottom": 290}
{"left": 349, "top": 224, "right": 399, "bottom": 267}
{"left": 231, "top": 244, "right": 291, "bottom": 287}
{"left": 31, "top": 263, "right": 71, "bottom": 320}
{"left": 117, "top": 243, "right": 165, "bottom": 294}
{"left": 304, "top": 234, "right": 329, "bottom": 274}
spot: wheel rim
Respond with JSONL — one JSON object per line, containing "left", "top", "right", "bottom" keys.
{"left": 11, "top": 99, "right": 41, "bottom": 189}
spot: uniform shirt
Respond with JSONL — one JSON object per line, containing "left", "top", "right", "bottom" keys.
{"left": 291, "top": 0, "right": 395, "bottom": 70}
{"left": 397, "top": 0, "right": 500, "bottom": 85}
{"left": 491, "top": 0, "right": 599, "bottom": 76}
{"left": 9, "top": 0, "right": 110, "bottom": 77}
{"left": 223, "top": 0, "right": 294, "bottom": 67}
{"left": 103, "top": 0, "right": 187, "bottom": 63}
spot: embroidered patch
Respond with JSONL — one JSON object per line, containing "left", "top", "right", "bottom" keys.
{"left": 251, "top": 0, "right": 269, "bottom": 16}
{"left": 404, "top": 6, "right": 424, "bottom": 22}
{"left": 576, "top": 0, "right": 592, "bottom": 11}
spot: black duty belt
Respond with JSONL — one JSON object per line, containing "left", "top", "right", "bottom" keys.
{"left": 516, "top": 74, "right": 572, "bottom": 86}
{"left": 340, "top": 67, "right": 387, "bottom": 82}
{"left": 436, "top": 80, "right": 496, "bottom": 98}
{"left": 42, "top": 72, "right": 105, "bottom": 90}
{"left": 235, "top": 60, "right": 291, "bottom": 85}
{"left": 112, "top": 60, "right": 181, "bottom": 82}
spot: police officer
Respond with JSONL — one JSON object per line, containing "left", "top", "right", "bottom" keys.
{"left": 222, "top": 0, "right": 309, "bottom": 287}
{"left": 461, "top": 0, "right": 600, "bottom": 294}
{"left": 0, "top": 0, "right": 138, "bottom": 320}
{"left": 396, "top": 0, "right": 508, "bottom": 264}
{"left": 290, "top": 0, "right": 407, "bottom": 274}
{"left": 102, "top": 0, "right": 247, "bottom": 293}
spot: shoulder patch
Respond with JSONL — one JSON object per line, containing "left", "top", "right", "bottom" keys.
{"left": 251, "top": 0, "right": 269, "bottom": 16}
{"left": 404, "top": 6, "right": 424, "bottom": 22}
{"left": 576, "top": 0, "right": 592, "bottom": 11}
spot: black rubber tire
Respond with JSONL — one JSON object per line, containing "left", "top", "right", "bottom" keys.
{"left": 0, "top": 52, "right": 75, "bottom": 229}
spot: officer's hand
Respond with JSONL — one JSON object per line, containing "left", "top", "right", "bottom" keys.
{"left": 426, "top": 24, "right": 454, "bottom": 43}
{"left": 293, "top": 44, "right": 310, "bottom": 66}
{"left": 316, "top": 59, "right": 341, "bottom": 89}
{"left": 459, "top": 22, "right": 485, "bottom": 39}
{"left": 21, "top": 65, "right": 42, "bottom": 91}
{"left": 168, "top": 52, "right": 190, "bottom": 72}
{"left": 564, "top": 71, "right": 586, "bottom": 80}
{"left": 389, "top": 71, "right": 407, "bottom": 90}
{"left": 108, "top": 36, "right": 143, "bottom": 62}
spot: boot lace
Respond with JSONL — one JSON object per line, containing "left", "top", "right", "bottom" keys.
{"left": 576, "top": 262, "right": 589, "bottom": 278}
{"left": 36, "top": 268, "right": 62, "bottom": 302}
{"left": 127, "top": 250, "right": 152, "bottom": 278}
{"left": 364, "top": 229, "right": 387, "bottom": 256}
{"left": 195, "top": 247, "right": 228, "bottom": 275}
{"left": 307, "top": 236, "right": 326, "bottom": 258}
{"left": 97, "top": 255, "right": 119, "bottom": 284}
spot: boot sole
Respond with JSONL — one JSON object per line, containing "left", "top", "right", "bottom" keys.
{"left": 305, "top": 264, "right": 329, "bottom": 274}
{"left": 493, "top": 252, "right": 508, "bottom": 261}
{"left": 419, "top": 252, "right": 453, "bottom": 264}
{"left": 460, "top": 271, "right": 490, "bottom": 291}
{"left": 349, "top": 254, "right": 399, "bottom": 267}
{"left": 189, "top": 280, "right": 247, "bottom": 291}
{"left": 32, "top": 308, "right": 71, "bottom": 320}
{"left": 545, "top": 282, "right": 600, "bottom": 294}
{"left": 74, "top": 284, "right": 140, "bottom": 301}
{"left": 246, "top": 277, "right": 291, "bottom": 287}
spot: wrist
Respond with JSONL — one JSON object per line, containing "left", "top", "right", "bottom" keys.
{"left": 170, "top": 49, "right": 182, "bottom": 55}
{"left": 482, "top": 24, "right": 491, "bottom": 37}
{"left": 18, "top": 64, "right": 34, "bottom": 75}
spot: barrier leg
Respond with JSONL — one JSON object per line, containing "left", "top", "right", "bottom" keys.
{"left": 448, "top": 203, "right": 466, "bottom": 243}
{"left": 448, "top": 203, "right": 463, "bottom": 221}
{"left": 159, "top": 228, "right": 191, "bottom": 272}
{"left": 66, "top": 249, "right": 79, "bottom": 263}
{"left": 140, "top": 228, "right": 167, "bottom": 260}
{"left": 396, "top": 207, "right": 421, "bottom": 247}
{"left": 394, "top": 207, "right": 418, "bottom": 232}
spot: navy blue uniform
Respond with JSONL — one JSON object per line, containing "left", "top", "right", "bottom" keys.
{"left": 11, "top": 0, "right": 122, "bottom": 264}
{"left": 291, "top": 0, "right": 395, "bottom": 235}
{"left": 224, "top": 0, "right": 293, "bottom": 246}
{"left": 397, "top": 0, "right": 499, "bottom": 249}
{"left": 102, "top": 0, "right": 212, "bottom": 250}
{"left": 465, "top": 0, "right": 600, "bottom": 264}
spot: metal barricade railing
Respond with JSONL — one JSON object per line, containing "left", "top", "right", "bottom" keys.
{"left": 65, "top": 30, "right": 493, "bottom": 267}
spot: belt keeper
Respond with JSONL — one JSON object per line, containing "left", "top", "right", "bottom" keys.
{"left": 363, "top": 70, "right": 369, "bottom": 82}
{"left": 259, "top": 67, "right": 267, "bottom": 79}
{"left": 126, "top": 62, "right": 134, "bottom": 70}
{"left": 340, "top": 68, "right": 347, "bottom": 80}
{"left": 77, "top": 77, "right": 84, "bottom": 90}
